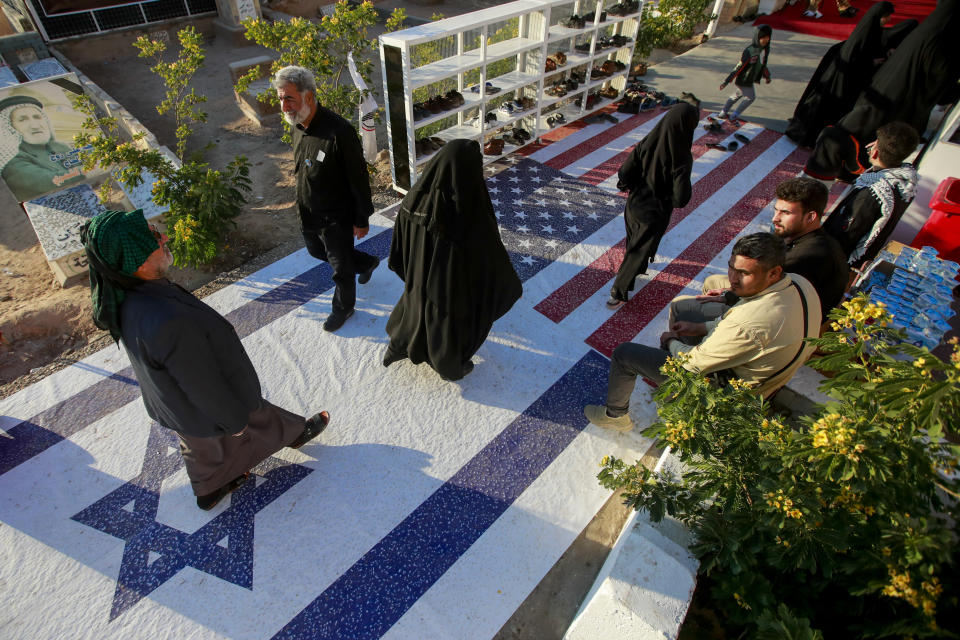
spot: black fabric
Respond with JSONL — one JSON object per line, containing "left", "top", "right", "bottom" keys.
{"left": 783, "top": 228, "right": 850, "bottom": 320}
{"left": 786, "top": 2, "right": 893, "bottom": 147}
{"left": 840, "top": 0, "right": 960, "bottom": 144}
{"left": 611, "top": 103, "right": 698, "bottom": 300}
{"left": 611, "top": 184, "right": 672, "bottom": 299}
{"left": 823, "top": 178, "right": 910, "bottom": 266}
{"left": 385, "top": 139, "right": 522, "bottom": 380}
{"left": 301, "top": 222, "right": 377, "bottom": 315}
{"left": 293, "top": 103, "right": 374, "bottom": 230}
{"left": 804, "top": 125, "right": 868, "bottom": 181}
{"left": 617, "top": 102, "right": 698, "bottom": 206}
{"left": 120, "top": 280, "right": 263, "bottom": 438}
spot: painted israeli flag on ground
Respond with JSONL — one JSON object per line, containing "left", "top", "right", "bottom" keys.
{"left": 0, "top": 108, "right": 806, "bottom": 639}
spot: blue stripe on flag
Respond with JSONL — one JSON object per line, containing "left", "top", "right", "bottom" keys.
{"left": 272, "top": 349, "right": 609, "bottom": 640}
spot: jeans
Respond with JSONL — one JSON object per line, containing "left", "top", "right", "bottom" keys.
{"left": 605, "top": 295, "right": 730, "bottom": 416}
{"left": 721, "top": 84, "right": 756, "bottom": 118}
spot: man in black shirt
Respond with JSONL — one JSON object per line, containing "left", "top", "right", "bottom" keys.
{"left": 699, "top": 178, "right": 849, "bottom": 322}
{"left": 822, "top": 121, "right": 918, "bottom": 270}
{"left": 273, "top": 65, "right": 379, "bottom": 332}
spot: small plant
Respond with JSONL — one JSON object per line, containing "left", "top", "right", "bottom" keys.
{"left": 598, "top": 295, "right": 960, "bottom": 638}
{"left": 74, "top": 27, "right": 251, "bottom": 269}
{"left": 237, "top": 0, "right": 406, "bottom": 140}
{"left": 633, "top": 0, "right": 715, "bottom": 60}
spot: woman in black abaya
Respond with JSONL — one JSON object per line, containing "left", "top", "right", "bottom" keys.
{"left": 608, "top": 101, "right": 699, "bottom": 308}
{"left": 786, "top": 1, "right": 897, "bottom": 147}
{"left": 383, "top": 139, "right": 522, "bottom": 381}
{"left": 806, "top": 0, "right": 960, "bottom": 180}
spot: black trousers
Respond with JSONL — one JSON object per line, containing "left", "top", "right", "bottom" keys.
{"left": 302, "top": 222, "right": 377, "bottom": 315}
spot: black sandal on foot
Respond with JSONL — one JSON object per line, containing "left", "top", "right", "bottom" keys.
{"left": 289, "top": 411, "right": 330, "bottom": 449}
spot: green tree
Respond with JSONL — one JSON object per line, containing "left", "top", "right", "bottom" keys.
{"left": 74, "top": 27, "right": 251, "bottom": 269}
{"left": 237, "top": 0, "right": 406, "bottom": 136}
{"left": 598, "top": 295, "right": 960, "bottom": 638}
{"left": 634, "top": 0, "right": 715, "bottom": 60}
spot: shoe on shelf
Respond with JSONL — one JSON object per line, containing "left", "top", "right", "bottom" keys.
{"left": 358, "top": 256, "right": 379, "bottom": 285}
{"left": 323, "top": 308, "right": 355, "bottom": 332}
{"left": 584, "top": 404, "right": 634, "bottom": 432}
{"left": 197, "top": 473, "right": 249, "bottom": 510}
{"left": 289, "top": 411, "right": 330, "bottom": 449}
{"left": 733, "top": 132, "right": 750, "bottom": 144}
{"left": 813, "top": 10, "right": 823, "bottom": 18}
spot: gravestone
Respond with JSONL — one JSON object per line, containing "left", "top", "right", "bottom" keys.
{"left": 23, "top": 183, "right": 106, "bottom": 286}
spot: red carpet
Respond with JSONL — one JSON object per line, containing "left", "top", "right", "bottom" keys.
{"left": 753, "top": 0, "right": 935, "bottom": 40}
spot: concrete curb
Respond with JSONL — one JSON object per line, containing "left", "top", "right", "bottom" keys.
{"left": 564, "top": 449, "right": 698, "bottom": 640}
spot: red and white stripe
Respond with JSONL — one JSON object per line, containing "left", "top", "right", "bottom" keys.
{"left": 514, "top": 108, "right": 812, "bottom": 356}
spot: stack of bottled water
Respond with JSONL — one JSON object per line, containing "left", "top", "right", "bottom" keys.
{"left": 858, "top": 246, "right": 959, "bottom": 350}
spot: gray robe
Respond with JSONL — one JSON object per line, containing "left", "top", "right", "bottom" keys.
{"left": 120, "top": 280, "right": 304, "bottom": 495}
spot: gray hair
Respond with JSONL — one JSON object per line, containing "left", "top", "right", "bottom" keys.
{"left": 272, "top": 65, "right": 317, "bottom": 95}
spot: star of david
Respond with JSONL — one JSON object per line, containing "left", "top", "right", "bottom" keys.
{"left": 71, "top": 422, "right": 312, "bottom": 621}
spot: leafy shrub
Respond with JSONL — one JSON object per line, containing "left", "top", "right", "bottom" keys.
{"left": 74, "top": 27, "right": 251, "bottom": 269}
{"left": 634, "top": 0, "right": 715, "bottom": 60}
{"left": 599, "top": 295, "right": 960, "bottom": 638}
{"left": 237, "top": 0, "right": 406, "bottom": 139}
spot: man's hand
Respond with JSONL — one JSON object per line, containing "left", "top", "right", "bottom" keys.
{"left": 765, "top": 77, "right": 771, "bottom": 84}
{"left": 354, "top": 226, "right": 369, "bottom": 239}
{"left": 659, "top": 330, "right": 679, "bottom": 349}
{"left": 670, "top": 320, "right": 708, "bottom": 337}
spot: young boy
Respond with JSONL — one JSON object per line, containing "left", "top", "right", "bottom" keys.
{"left": 718, "top": 25, "right": 772, "bottom": 123}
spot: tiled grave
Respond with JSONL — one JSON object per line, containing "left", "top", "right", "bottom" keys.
{"left": 23, "top": 183, "right": 107, "bottom": 284}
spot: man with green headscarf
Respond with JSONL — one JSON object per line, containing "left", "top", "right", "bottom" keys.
{"left": 81, "top": 210, "right": 331, "bottom": 510}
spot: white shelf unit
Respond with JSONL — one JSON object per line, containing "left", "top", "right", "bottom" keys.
{"left": 380, "top": 0, "right": 642, "bottom": 191}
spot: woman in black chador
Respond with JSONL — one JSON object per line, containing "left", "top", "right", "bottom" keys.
{"left": 786, "top": 1, "right": 908, "bottom": 147}
{"left": 383, "top": 139, "right": 522, "bottom": 380}
{"left": 608, "top": 101, "right": 698, "bottom": 308}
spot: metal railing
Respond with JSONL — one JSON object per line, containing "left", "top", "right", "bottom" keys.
{"left": 25, "top": 0, "right": 217, "bottom": 41}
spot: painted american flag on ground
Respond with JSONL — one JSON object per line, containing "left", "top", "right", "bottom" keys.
{"left": 0, "top": 105, "right": 817, "bottom": 640}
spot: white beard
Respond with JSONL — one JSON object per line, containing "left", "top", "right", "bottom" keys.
{"left": 283, "top": 101, "right": 312, "bottom": 126}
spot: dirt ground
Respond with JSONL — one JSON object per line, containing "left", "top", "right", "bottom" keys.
{"left": 0, "top": 13, "right": 397, "bottom": 395}
{"left": 0, "top": 0, "right": 714, "bottom": 396}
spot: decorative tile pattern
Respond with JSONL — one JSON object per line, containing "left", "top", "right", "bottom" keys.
{"left": 117, "top": 169, "right": 167, "bottom": 221}
{"left": 19, "top": 58, "right": 68, "bottom": 81}
{"left": 0, "top": 64, "right": 19, "bottom": 88}
{"left": 23, "top": 183, "right": 106, "bottom": 261}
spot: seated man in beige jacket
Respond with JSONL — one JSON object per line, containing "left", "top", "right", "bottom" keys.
{"left": 585, "top": 233, "right": 820, "bottom": 431}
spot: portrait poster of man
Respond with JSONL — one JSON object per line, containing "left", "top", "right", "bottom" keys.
{"left": 0, "top": 73, "right": 103, "bottom": 203}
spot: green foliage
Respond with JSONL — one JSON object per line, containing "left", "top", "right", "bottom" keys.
{"left": 238, "top": 0, "right": 406, "bottom": 139}
{"left": 132, "top": 26, "right": 207, "bottom": 162}
{"left": 634, "top": 0, "right": 715, "bottom": 60}
{"left": 598, "top": 295, "right": 960, "bottom": 638}
{"left": 155, "top": 156, "right": 251, "bottom": 267}
{"left": 73, "top": 28, "right": 251, "bottom": 269}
